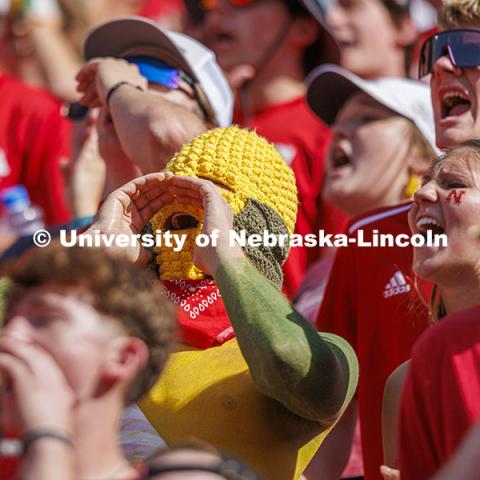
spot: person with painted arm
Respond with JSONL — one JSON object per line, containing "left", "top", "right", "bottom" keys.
{"left": 86, "top": 161, "right": 359, "bottom": 479}
{"left": 89, "top": 171, "right": 358, "bottom": 419}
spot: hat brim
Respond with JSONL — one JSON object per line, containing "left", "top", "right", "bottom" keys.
{"left": 306, "top": 64, "right": 441, "bottom": 155}
{"left": 83, "top": 16, "right": 198, "bottom": 82}
{"left": 307, "top": 64, "right": 378, "bottom": 124}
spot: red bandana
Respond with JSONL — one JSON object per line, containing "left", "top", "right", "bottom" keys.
{"left": 160, "top": 279, "right": 235, "bottom": 349}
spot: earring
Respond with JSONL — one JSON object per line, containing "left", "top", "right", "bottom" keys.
{"left": 404, "top": 175, "right": 420, "bottom": 198}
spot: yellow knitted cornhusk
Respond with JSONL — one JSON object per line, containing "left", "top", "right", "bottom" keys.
{"left": 150, "top": 126, "right": 298, "bottom": 280}
{"left": 165, "top": 126, "right": 298, "bottom": 231}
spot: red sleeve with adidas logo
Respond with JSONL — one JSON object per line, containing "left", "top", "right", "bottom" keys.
{"left": 316, "top": 203, "right": 431, "bottom": 480}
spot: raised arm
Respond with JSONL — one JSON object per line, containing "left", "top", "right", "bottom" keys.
{"left": 76, "top": 59, "right": 206, "bottom": 173}
{"left": 89, "top": 174, "right": 358, "bottom": 425}
{"left": 216, "top": 255, "right": 357, "bottom": 425}
{"left": 184, "top": 177, "right": 357, "bottom": 425}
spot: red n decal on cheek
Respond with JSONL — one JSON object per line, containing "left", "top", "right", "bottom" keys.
{"left": 446, "top": 190, "right": 465, "bottom": 204}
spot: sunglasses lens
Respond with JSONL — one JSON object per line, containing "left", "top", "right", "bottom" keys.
{"left": 419, "top": 30, "right": 480, "bottom": 78}
{"left": 449, "top": 31, "right": 480, "bottom": 68}
{"left": 148, "top": 69, "right": 180, "bottom": 89}
{"left": 127, "top": 56, "right": 180, "bottom": 89}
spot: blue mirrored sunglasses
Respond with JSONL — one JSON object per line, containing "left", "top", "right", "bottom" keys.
{"left": 127, "top": 56, "right": 186, "bottom": 89}
{"left": 127, "top": 56, "right": 212, "bottom": 123}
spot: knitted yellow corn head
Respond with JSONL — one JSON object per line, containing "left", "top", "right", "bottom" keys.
{"left": 150, "top": 126, "right": 298, "bottom": 286}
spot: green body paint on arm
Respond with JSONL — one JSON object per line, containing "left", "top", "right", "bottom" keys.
{"left": 215, "top": 258, "right": 358, "bottom": 427}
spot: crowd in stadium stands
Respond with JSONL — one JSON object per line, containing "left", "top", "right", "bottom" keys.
{"left": 1, "top": 1, "right": 480, "bottom": 480}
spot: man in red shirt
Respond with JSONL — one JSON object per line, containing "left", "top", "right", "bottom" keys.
{"left": 201, "top": 0, "right": 345, "bottom": 296}
{"left": 0, "top": 74, "right": 71, "bottom": 226}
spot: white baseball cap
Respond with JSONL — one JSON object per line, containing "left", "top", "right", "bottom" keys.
{"left": 84, "top": 16, "right": 233, "bottom": 128}
{"left": 306, "top": 64, "right": 440, "bottom": 153}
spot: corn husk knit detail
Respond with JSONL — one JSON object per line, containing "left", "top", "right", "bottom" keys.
{"left": 150, "top": 126, "right": 298, "bottom": 281}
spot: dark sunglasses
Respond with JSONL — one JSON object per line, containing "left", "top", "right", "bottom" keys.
{"left": 200, "top": 0, "right": 259, "bottom": 10}
{"left": 419, "top": 28, "right": 480, "bottom": 79}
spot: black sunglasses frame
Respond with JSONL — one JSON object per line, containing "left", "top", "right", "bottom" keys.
{"left": 178, "top": 71, "right": 216, "bottom": 125}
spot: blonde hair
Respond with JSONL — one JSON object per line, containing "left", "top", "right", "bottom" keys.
{"left": 405, "top": 121, "right": 437, "bottom": 165}
{"left": 438, "top": 0, "right": 480, "bottom": 29}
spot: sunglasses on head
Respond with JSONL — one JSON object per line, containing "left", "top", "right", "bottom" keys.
{"left": 127, "top": 56, "right": 214, "bottom": 124}
{"left": 200, "top": 0, "right": 259, "bottom": 10}
{"left": 127, "top": 56, "right": 194, "bottom": 90}
{"left": 419, "top": 28, "right": 480, "bottom": 79}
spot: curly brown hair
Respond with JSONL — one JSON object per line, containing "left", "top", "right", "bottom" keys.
{"left": 4, "top": 243, "right": 177, "bottom": 405}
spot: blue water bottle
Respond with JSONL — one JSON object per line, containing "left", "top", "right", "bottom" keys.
{"left": 0, "top": 185, "right": 45, "bottom": 236}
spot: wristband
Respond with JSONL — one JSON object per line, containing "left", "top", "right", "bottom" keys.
{"left": 106, "top": 81, "right": 144, "bottom": 106}
{"left": 22, "top": 429, "right": 75, "bottom": 454}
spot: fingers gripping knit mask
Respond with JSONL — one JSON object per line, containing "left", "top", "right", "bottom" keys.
{"left": 149, "top": 126, "right": 298, "bottom": 286}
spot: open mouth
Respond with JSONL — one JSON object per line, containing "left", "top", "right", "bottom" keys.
{"left": 208, "top": 31, "right": 236, "bottom": 49}
{"left": 163, "top": 213, "right": 199, "bottom": 231}
{"left": 330, "top": 145, "right": 352, "bottom": 170}
{"left": 416, "top": 216, "right": 445, "bottom": 239}
{"left": 441, "top": 90, "right": 471, "bottom": 119}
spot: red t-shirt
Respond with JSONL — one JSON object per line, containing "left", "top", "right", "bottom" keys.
{"left": 316, "top": 203, "right": 431, "bottom": 480}
{"left": 399, "top": 305, "right": 480, "bottom": 480}
{"left": 235, "top": 97, "right": 346, "bottom": 297}
{"left": 0, "top": 74, "right": 71, "bottom": 226}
